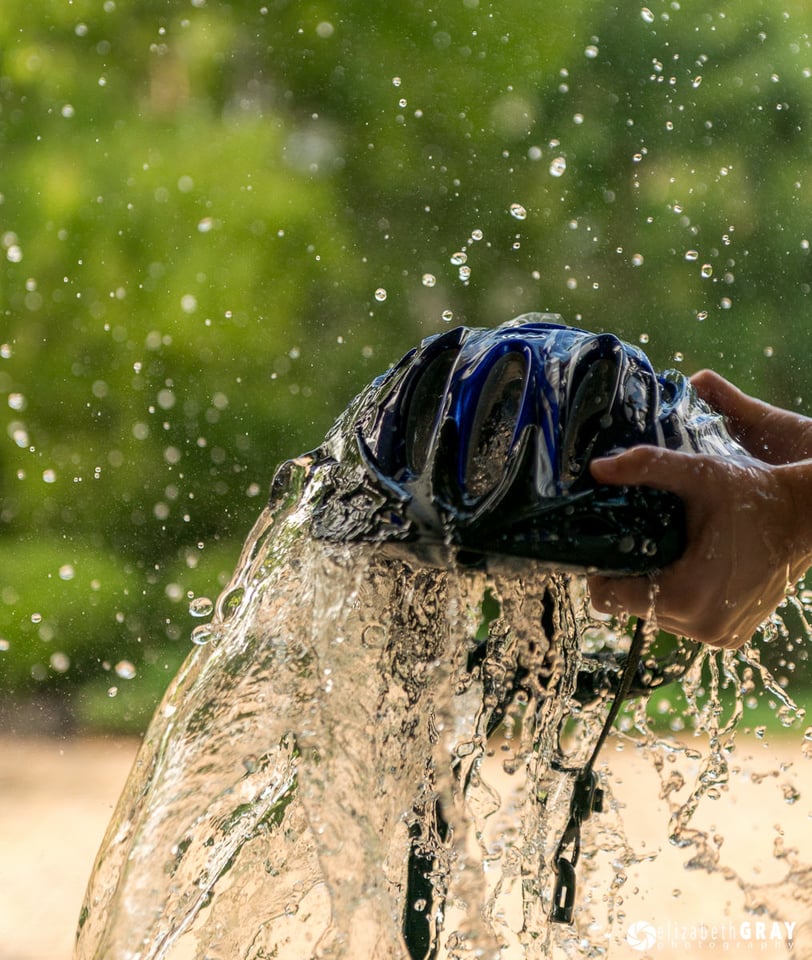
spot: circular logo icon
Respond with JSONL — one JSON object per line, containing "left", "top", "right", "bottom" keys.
{"left": 626, "top": 920, "right": 657, "bottom": 951}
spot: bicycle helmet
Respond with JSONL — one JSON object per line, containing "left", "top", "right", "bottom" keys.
{"left": 308, "top": 313, "right": 741, "bottom": 575}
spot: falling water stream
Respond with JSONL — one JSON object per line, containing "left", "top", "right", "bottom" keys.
{"left": 74, "top": 450, "right": 584, "bottom": 959}
{"left": 74, "top": 443, "right": 812, "bottom": 960}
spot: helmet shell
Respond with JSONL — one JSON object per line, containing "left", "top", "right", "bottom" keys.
{"left": 306, "top": 314, "right": 744, "bottom": 574}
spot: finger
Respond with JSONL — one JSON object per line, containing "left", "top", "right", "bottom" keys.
{"left": 589, "top": 446, "right": 706, "bottom": 500}
{"left": 690, "top": 369, "right": 746, "bottom": 416}
{"left": 587, "top": 574, "right": 656, "bottom": 620}
{"left": 591, "top": 572, "right": 754, "bottom": 648}
{"left": 690, "top": 369, "right": 778, "bottom": 456}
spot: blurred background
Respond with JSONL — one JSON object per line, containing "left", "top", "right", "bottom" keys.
{"left": 2, "top": 0, "right": 811, "bottom": 734}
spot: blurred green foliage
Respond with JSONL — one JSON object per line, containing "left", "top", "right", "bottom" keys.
{"left": 1, "top": 0, "right": 810, "bottom": 731}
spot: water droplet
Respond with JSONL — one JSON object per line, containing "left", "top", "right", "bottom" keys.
{"left": 471, "top": 228, "right": 483, "bottom": 241}
{"left": 458, "top": 265, "right": 471, "bottom": 281}
{"left": 549, "top": 156, "right": 567, "bottom": 177}
{"left": 692, "top": 75, "right": 703, "bottom": 88}
{"left": 189, "top": 596, "right": 214, "bottom": 617}
{"left": 631, "top": 253, "right": 644, "bottom": 266}
{"left": 509, "top": 202, "right": 527, "bottom": 220}
{"left": 58, "top": 564, "right": 75, "bottom": 581}
{"left": 115, "top": 660, "right": 136, "bottom": 680}
{"left": 639, "top": 333, "right": 650, "bottom": 344}
{"left": 107, "top": 686, "right": 118, "bottom": 698}
{"left": 584, "top": 44, "right": 599, "bottom": 59}
{"left": 50, "top": 652, "right": 71, "bottom": 673}
{"left": 764, "top": 345, "right": 774, "bottom": 358}
{"left": 180, "top": 293, "right": 197, "bottom": 314}
{"left": 421, "top": 273, "right": 436, "bottom": 288}
{"left": 191, "top": 623, "right": 214, "bottom": 645}
{"left": 392, "top": 77, "right": 401, "bottom": 87}
{"left": 720, "top": 297, "right": 732, "bottom": 309}
{"left": 441, "top": 310, "right": 454, "bottom": 323}
{"left": 450, "top": 251, "right": 467, "bottom": 265}
{"left": 684, "top": 250, "right": 699, "bottom": 261}
{"left": 374, "top": 287, "right": 387, "bottom": 302}
{"left": 696, "top": 310, "right": 708, "bottom": 321}
{"left": 641, "top": 7, "right": 655, "bottom": 23}
{"left": 219, "top": 588, "right": 244, "bottom": 619}
{"left": 755, "top": 725, "right": 767, "bottom": 739}
{"left": 700, "top": 263, "right": 713, "bottom": 278}
{"left": 361, "top": 623, "right": 387, "bottom": 649}
{"left": 10, "top": 425, "right": 29, "bottom": 448}
{"left": 782, "top": 783, "right": 800, "bottom": 804}
{"left": 0, "top": 639, "right": 9, "bottom": 652}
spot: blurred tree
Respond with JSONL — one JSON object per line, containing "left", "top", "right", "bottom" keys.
{"left": 1, "top": 0, "right": 809, "bottom": 730}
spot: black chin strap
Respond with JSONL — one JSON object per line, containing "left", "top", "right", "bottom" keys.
{"left": 551, "top": 617, "right": 649, "bottom": 924}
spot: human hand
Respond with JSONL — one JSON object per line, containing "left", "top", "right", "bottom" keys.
{"left": 587, "top": 374, "right": 812, "bottom": 649}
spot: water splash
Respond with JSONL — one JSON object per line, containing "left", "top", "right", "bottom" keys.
{"left": 74, "top": 461, "right": 609, "bottom": 959}
{"left": 75, "top": 461, "right": 811, "bottom": 959}
{"left": 605, "top": 612, "right": 812, "bottom": 955}
{"left": 73, "top": 321, "right": 812, "bottom": 959}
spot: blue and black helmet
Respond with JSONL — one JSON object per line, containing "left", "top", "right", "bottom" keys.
{"left": 308, "top": 314, "right": 742, "bottom": 575}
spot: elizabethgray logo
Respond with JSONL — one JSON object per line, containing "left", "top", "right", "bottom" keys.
{"left": 626, "top": 920, "right": 658, "bottom": 951}
{"left": 625, "top": 918, "right": 796, "bottom": 951}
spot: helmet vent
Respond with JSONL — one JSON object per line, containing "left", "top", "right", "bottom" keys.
{"left": 464, "top": 352, "right": 527, "bottom": 499}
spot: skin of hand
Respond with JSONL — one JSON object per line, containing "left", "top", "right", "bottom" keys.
{"left": 587, "top": 370, "right": 812, "bottom": 649}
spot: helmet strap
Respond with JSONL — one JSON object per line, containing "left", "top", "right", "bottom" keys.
{"left": 551, "top": 616, "right": 649, "bottom": 923}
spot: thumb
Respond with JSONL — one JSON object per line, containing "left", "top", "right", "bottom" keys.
{"left": 692, "top": 369, "right": 812, "bottom": 463}
{"left": 691, "top": 369, "right": 765, "bottom": 435}
{"left": 690, "top": 369, "right": 745, "bottom": 416}
{"left": 589, "top": 445, "right": 704, "bottom": 499}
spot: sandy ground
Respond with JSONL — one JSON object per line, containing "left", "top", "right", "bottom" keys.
{"left": 1, "top": 732, "right": 810, "bottom": 960}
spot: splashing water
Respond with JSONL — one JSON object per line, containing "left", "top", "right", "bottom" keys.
{"left": 73, "top": 460, "right": 597, "bottom": 959}
{"left": 74, "top": 320, "right": 812, "bottom": 960}
{"left": 75, "top": 494, "right": 811, "bottom": 959}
